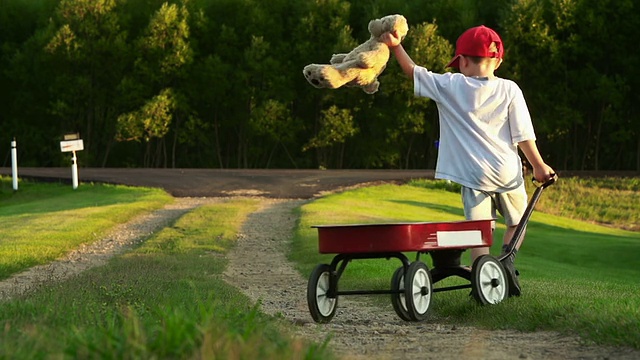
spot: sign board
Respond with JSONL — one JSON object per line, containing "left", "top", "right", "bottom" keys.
{"left": 64, "top": 133, "right": 80, "bottom": 141}
{"left": 60, "top": 139, "right": 84, "bottom": 152}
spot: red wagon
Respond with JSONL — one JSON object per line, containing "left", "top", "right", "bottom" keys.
{"left": 307, "top": 177, "right": 557, "bottom": 323}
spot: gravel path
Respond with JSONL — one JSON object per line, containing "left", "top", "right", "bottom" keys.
{"left": 2, "top": 197, "right": 639, "bottom": 359}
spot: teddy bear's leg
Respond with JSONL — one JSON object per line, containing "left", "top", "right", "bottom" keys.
{"left": 303, "top": 64, "right": 337, "bottom": 89}
{"left": 303, "top": 64, "right": 326, "bottom": 88}
{"left": 362, "top": 80, "right": 380, "bottom": 94}
{"left": 303, "top": 64, "right": 353, "bottom": 89}
{"left": 320, "top": 66, "right": 355, "bottom": 88}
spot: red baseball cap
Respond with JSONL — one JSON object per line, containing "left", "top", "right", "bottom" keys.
{"left": 446, "top": 25, "right": 504, "bottom": 68}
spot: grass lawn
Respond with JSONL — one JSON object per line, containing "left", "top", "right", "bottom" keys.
{"left": 0, "top": 178, "right": 173, "bottom": 279}
{"left": 1, "top": 175, "right": 638, "bottom": 356}
{"left": 0, "top": 183, "right": 333, "bottom": 359}
{"left": 291, "top": 182, "right": 640, "bottom": 349}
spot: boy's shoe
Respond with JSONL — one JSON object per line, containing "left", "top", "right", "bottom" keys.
{"left": 500, "top": 254, "right": 521, "bottom": 297}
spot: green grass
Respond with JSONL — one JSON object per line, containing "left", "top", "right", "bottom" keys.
{"left": 291, "top": 182, "right": 640, "bottom": 349}
{"left": 0, "top": 197, "right": 333, "bottom": 359}
{"left": 534, "top": 176, "right": 640, "bottom": 231}
{"left": 0, "top": 177, "right": 173, "bottom": 279}
{"left": 408, "top": 177, "right": 640, "bottom": 231}
{"left": 1, "top": 175, "right": 639, "bottom": 355}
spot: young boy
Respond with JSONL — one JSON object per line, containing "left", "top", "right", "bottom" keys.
{"left": 382, "top": 25, "right": 555, "bottom": 297}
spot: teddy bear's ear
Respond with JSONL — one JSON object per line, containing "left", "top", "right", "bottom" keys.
{"left": 367, "top": 18, "right": 384, "bottom": 36}
{"left": 392, "top": 15, "right": 409, "bottom": 38}
{"left": 369, "top": 15, "right": 408, "bottom": 38}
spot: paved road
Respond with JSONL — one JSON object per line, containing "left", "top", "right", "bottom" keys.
{"left": 0, "top": 167, "right": 434, "bottom": 198}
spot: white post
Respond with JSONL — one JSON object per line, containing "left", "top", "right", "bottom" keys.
{"left": 11, "top": 138, "right": 18, "bottom": 191}
{"left": 60, "top": 135, "right": 82, "bottom": 189}
{"left": 71, "top": 150, "right": 78, "bottom": 189}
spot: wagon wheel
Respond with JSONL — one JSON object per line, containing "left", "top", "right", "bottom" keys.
{"left": 307, "top": 264, "right": 338, "bottom": 323}
{"left": 390, "top": 266, "right": 412, "bottom": 321}
{"left": 471, "top": 255, "right": 509, "bottom": 305}
{"left": 403, "top": 261, "right": 432, "bottom": 321}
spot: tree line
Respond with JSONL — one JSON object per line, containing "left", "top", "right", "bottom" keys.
{"left": 1, "top": 0, "right": 638, "bottom": 171}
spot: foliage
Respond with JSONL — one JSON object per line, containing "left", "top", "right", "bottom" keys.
{"left": 116, "top": 88, "right": 175, "bottom": 142}
{"left": 409, "top": 176, "right": 640, "bottom": 231}
{"left": 531, "top": 176, "right": 640, "bottom": 231}
{"left": 502, "top": 0, "right": 640, "bottom": 171}
{"left": 304, "top": 105, "right": 358, "bottom": 168}
{"left": 0, "top": 0, "right": 639, "bottom": 170}
{"left": 43, "top": 0, "right": 130, "bottom": 166}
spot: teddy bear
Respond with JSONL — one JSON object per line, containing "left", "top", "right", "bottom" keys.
{"left": 303, "top": 14, "right": 408, "bottom": 94}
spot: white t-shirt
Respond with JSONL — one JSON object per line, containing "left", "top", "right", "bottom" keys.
{"left": 414, "top": 66, "right": 536, "bottom": 192}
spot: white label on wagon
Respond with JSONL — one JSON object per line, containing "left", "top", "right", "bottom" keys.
{"left": 436, "top": 230, "right": 483, "bottom": 247}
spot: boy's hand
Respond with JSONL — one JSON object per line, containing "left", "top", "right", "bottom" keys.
{"left": 381, "top": 31, "right": 402, "bottom": 47}
{"left": 532, "top": 164, "right": 555, "bottom": 184}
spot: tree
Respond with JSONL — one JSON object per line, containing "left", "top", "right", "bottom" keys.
{"left": 249, "top": 99, "right": 299, "bottom": 168}
{"left": 294, "top": 0, "right": 367, "bottom": 168}
{"left": 116, "top": 0, "right": 194, "bottom": 167}
{"left": 2, "top": 0, "right": 639, "bottom": 170}
{"left": 45, "top": 0, "right": 129, "bottom": 165}
{"left": 44, "top": 0, "right": 130, "bottom": 166}
{"left": 358, "top": 21, "right": 452, "bottom": 169}
{"left": 303, "top": 105, "right": 358, "bottom": 169}
{"left": 503, "top": 0, "right": 638, "bottom": 170}
{"left": 0, "top": 0, "right": 60, "bottom": 165}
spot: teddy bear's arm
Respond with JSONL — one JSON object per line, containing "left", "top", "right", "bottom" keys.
{"left": 330, "top": 53, "right": 348, "bottom": 64}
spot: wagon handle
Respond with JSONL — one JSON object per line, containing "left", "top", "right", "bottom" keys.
{"left": 532, "top": 173, "right": 558, "bottom": 189}
{"left": 499, "top": 173, "right": 558, "bottom": 260}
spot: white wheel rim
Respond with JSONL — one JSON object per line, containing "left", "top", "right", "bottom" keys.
{"left": 479, "top": 261, "right": 506, "bottom": 304}
{"left": 411, "top": 268, "right": 431, "bottom": 314}
{"left": 316, "top": 272, "right": 336, "bottom": 316}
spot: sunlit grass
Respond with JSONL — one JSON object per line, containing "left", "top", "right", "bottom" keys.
{"left": 0, "top": 177, "right": 173, "bottom": 279}
{"left": 0, "top": 197, "right": 334, "bottom": 359}
{"left": 534, "top": 176, "right": 640, "bottom": 231}
{"left": 292, "top": 181, "right": 640, "bottom": 349}
{"left": 408, "top": 177, "right": 640, "bottom": 231}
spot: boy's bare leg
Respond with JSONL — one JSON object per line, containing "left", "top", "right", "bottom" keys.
{"left": 503, "top": 225, "right": 517, "bottom": 249}
{"left": 471, "top": 225, "right": 522, "bottom": 262}
{"left": 470, "top": 247, "right": 489, "bottom": 263}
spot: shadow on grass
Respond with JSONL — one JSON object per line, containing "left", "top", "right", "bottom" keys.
{"left": 0, "top": 178, "right": 167, "bottom": 217}
{"left": 386, "top": 199, "right": 465, "bottom": 218}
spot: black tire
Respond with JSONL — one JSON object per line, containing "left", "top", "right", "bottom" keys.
{"left": 471, "top": 255, "right": 509, "bottom": 305}
{"left": 307, "top": 264, "right": 338, "bottom": 323}
{"left": 390, "top": 266, "right": 412, "bottom": 321}
{"left": 403, "top": 261, "right": 432, "bottom": 321}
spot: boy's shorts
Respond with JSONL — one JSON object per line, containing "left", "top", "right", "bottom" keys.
{"left": 461, "top": 184, "right": 527, "bottom": 227}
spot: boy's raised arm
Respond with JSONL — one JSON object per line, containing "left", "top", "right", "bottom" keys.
{"left": 381, "top": 32, "right": 415, "bottom": 78}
